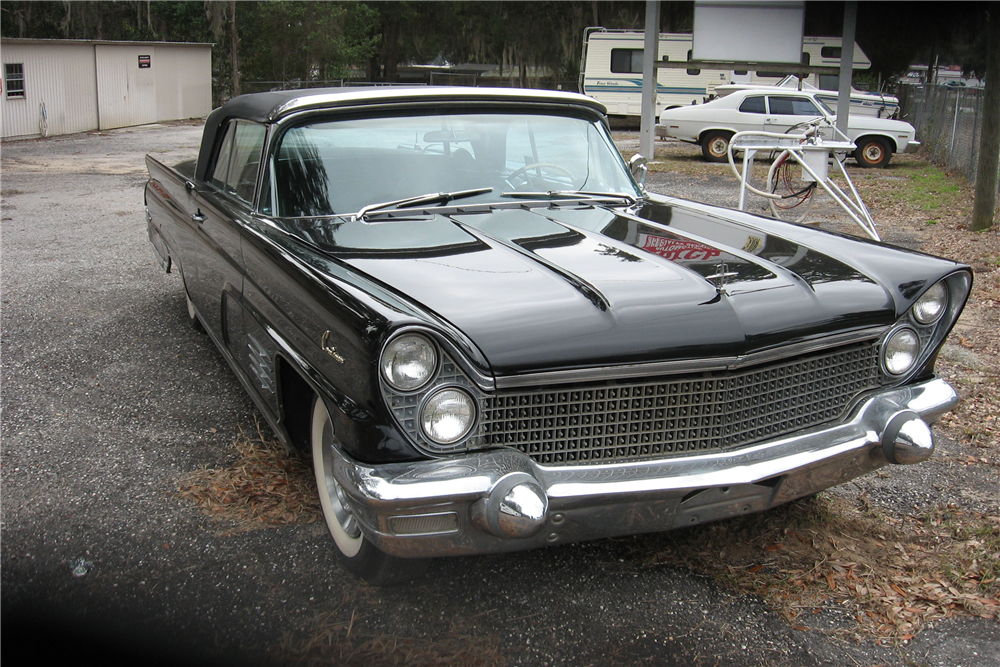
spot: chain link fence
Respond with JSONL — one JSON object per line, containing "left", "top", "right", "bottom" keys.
{"left": 897, "top": 83, "right": 999, "bottom": 193}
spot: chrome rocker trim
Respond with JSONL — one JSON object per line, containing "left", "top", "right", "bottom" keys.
{"left": 330, "top": 377, "right": 958, "bottom": 559}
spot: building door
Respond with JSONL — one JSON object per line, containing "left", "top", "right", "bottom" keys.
{"left": 95, "top": 45, "right": 156, "bottom": 129}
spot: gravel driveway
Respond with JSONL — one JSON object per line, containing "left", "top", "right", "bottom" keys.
{"left": 2, "top": 123, "right": 997, "bottom": 666}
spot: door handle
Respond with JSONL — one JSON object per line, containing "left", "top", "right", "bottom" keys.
{"left": 191, "top": 209, "right": 206, "bottom": 223}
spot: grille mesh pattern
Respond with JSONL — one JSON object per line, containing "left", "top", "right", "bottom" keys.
{"left": 480, "top": 343, "right": 880, "bottom": 465}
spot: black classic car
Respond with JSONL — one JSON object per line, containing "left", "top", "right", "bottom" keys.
{"left": 145, "top": 87, "right": 971, "bottom": 584}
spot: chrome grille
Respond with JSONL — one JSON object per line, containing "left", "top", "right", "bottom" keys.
{"left": 479, "top": 342, "right": 881, "bottom": 465}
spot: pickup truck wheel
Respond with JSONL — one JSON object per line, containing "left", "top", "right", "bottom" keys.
{"left": 310, "top": 396, "right": 429, "bottom": 585}
{"left": 854, "top": 136, "right": 892, "bottom": 168}
{"left": 701, "top": 131, "right": 733, "bottom": 163}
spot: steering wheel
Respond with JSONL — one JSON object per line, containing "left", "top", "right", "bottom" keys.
{"left": 505, "top": 162, "right": 575, "bottom": 190}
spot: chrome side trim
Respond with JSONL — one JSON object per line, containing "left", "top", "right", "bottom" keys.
{"left": 494, "top": 326, "right": 888, "bottom": 389}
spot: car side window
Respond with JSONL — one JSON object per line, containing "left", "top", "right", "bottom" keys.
{"left": 209, "top": 123, "right": 236, "bottom": 190}
{"left": 226, "top": 121, "right": 267, "bottom": 204}
{"left": 739, "top": 96, "right": 766, "bottom": 114}
{"left": 768, "top": 96, "right": 821, "bottom": 116}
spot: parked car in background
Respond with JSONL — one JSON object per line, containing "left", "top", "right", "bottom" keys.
{"left": 713, "top": 75, "right": 899, "bottom": 119}
{"left": 145, "top": 87, "right": 967, "bottom": 585}
{"left": 658, "top": 88, "right": 919, "bottom": 166}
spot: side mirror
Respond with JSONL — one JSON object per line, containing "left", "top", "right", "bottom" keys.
{"left": 629, "top": 154, "right": 648, "bottom": 189}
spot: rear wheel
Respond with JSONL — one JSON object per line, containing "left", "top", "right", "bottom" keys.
{"left": 701, "top": 131, "right": 733, "bottom": 163}
{"left": 854, "top": 136, "right": 892, "bottom": 168}
{"left": 310, "top": 396, "right": 429, "bottom": 585}
{"left": 182, "top": 277, "right": 205, "bottom": 333}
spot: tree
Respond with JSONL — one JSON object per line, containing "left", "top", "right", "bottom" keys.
{"left": 971, "top": 4, "right": 1000, "bottom": 231}
{"left": 237, "top": 2, "right": 378, "bottom": 87}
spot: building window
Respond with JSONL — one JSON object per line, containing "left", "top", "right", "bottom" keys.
{"left": 5, "top": 63, "right": 25, "bottom": 98}
{"left": 611, "top": 49, "right": 643, "bottom": 74}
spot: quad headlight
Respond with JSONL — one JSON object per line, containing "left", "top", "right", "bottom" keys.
{"left": 420, "top": 388, "right": 476, "bottom": 445}
{"left": 912, "top": 281, "right": 948, "bottom": 325}
{"left": 381, "top": 334, "right": 437, "bottom": 391}
{"left": 882, "top": 327, "right": 920, "bottom": 376}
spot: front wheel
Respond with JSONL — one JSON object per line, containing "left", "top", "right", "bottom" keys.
{"left": 853, "top": 136, "right": 892, "bottom": 168}
{"left": 311, "top": 396, "right": 429, "bottom": 585}
{"left": 701, "top": 131, "right": 733, "bottom": 163}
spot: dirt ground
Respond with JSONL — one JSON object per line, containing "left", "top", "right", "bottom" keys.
{"left": 1, "top": 123, "right": 997, "bottom": 666}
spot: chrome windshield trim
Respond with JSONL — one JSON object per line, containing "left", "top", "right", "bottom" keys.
{"left": 357, "top": 196, "right": 633, "bottom": 222}
{"left": 494, "top": 326, "right": 889, "bottom": 389}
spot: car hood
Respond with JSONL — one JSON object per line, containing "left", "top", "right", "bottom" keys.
{"left": 288, "top": 198, "right": 900, "bottom": 376}
{"left": 842, "top": 116, "right": 914, "bottom": 132}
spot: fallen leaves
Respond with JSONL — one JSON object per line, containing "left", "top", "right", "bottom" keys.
{"left": 176, "top": 422, "right": 321, "bottom": 530}
{"left": 643, "top": 495, "right": 1000, "bottom": 644}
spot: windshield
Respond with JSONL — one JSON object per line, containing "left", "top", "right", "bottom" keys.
{"left": 260, "top": 112, "right": 640, "bottom": 217}
{"left": 815, "top": 97, "right": 835, "bottom": 116}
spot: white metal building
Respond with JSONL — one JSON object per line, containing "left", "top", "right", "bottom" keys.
{"left": 1, "top": 39, "right": 212, "bottom": 140}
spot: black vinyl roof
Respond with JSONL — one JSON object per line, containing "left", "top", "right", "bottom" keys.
{"left": 221, "top": 86, "right": 605, "bottom": 122}
{"left": 195, "top": 86, "right": 607, "bottom": 182}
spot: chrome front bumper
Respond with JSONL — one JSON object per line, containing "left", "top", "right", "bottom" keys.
{"left": 332, "top": 378, "right": 958, "bottom": 558}
{"left": 905, "top": 140, "right": 921, "bottom": 153}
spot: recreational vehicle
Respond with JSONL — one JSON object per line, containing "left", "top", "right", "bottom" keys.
{"left": 580, "top": 28, "right": 873, "bottom": 119}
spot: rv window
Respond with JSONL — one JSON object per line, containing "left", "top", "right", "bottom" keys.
{"left": 818, "top": 74, "right": 840, "bottom": 91}
{"left": 734, "top": 70, "right": 748, "bottom": 76}
{"left": 801, "top": 52, "right": 811, "bottom": 65}
{"left": 739, "top": 96, "right": 766, "bottom": 114}
{"left": 821, "top": 46, "right": 842, "bottom": 59}
{"left": 611, "top": 49, "right": 643, "bottom": 74}
{"left": 767, "top": 96, "right": 822, "bottom": 116}
{"left": 686, "top": 50, "right": 700, "bottom": 76}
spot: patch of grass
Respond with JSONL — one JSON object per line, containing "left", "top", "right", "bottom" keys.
{"left": 877, "top": 159, "right": 968, "bottom": 213}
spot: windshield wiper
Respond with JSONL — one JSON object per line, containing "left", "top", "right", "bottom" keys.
{"left": 355, "top": 187, "right": 493, "bottom": 221}
{"left": 500, "top": 190, "right": 638, "bottom": 205}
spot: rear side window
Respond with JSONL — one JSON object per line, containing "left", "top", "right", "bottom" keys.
{"left": 209, "top": 124, "right": 236, "bottom": 189}
{"left": 739, "top": 96, "right": 766, "bottom": 114}
{"left": 611, "top": 49, "right": 643, "bottom": 74}
{"left": 767, "top": 96, "right": 821, "bottom": 116}
{"left": 227, "top": 122, "right": 267, "bottom": 203}
{"left": 209, "top": 120, "right": 266, "bottom": 204}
